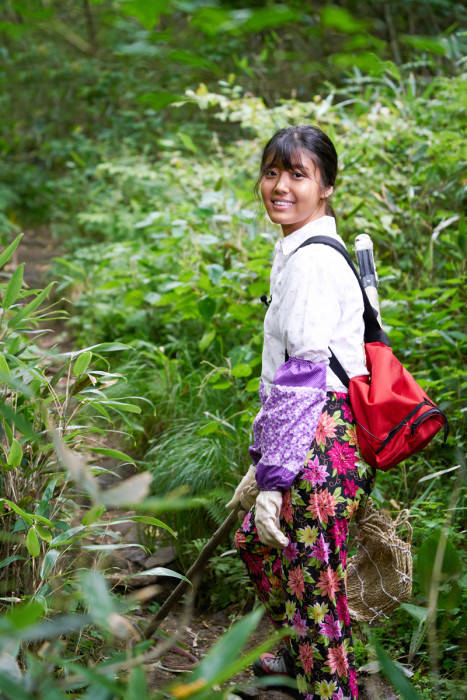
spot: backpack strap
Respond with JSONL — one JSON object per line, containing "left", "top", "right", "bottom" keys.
{"left": 293, "top": 235, "right": 391, "bottom": 388}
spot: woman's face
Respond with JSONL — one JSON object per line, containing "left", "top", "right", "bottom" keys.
{"left": 260, "top": 151, "right": 333, "bottom": 236}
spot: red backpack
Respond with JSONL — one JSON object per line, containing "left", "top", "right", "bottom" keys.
{"left": 298, "top": 236, "right": 448, "bottom": 471}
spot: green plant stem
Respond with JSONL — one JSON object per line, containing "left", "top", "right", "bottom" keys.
{"left": 426, "top": 467, "right": 463, "bottom": 685}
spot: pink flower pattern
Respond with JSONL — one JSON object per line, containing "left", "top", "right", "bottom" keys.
{"left": 327, "top": 643, "right": 349, "bottom": 677}
{"left": 307, "top": 488, "right": 336, "bottom": 524}
{"left": 302, "top": 455, "right": 329, "bottom": 487}
{"left": 299, "top": 642, "right": 314, "bottom": 674}
{"left": 328, "top": 442, "right": 358, "bottom": 475}
{"left": 319, "top": 612, "right": 342, "bottom": 640}
{"left": 310, "top": 533, "right": 331, "bottom": 564}
{"left": 236, "top": 393, "right": 375, "bottom": 699}
{"left": 343, "top": 479, "right": 358, "bottom": 498}
{"left": 315, "top": 411, "right": 337, "bottom": 446}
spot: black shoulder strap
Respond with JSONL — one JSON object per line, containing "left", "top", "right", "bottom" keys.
{"left": 294, "top": 235, "right": 391, "bottom": 388}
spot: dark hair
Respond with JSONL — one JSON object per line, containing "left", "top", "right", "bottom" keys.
{"left": 255, "top": 125, "right": 338, "bottom": 218}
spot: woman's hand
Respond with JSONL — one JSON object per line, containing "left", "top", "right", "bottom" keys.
{"left": 226, "top": 465, "right": 259, "bottom": 515}
{"left": 255, "top": 490, "right": 288, "bottom": 548}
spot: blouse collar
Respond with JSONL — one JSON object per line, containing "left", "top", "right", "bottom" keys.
{"left": 280, "top": 215, "right": 338, "bottom": 257}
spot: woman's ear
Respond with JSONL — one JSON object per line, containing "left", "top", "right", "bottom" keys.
{"left": 322, "top": 185, "right": 334, "bottom": 199}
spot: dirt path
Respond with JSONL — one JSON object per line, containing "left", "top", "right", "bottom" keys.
{"left": 16, "top": 228, "right": 399, "bottom": 699}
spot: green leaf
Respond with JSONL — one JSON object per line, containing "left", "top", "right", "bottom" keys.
{"left": 188, "top": 608, "right": 264, "bottom": 685}
{"left": 206, "top": 264, "right": 224, "bottom": 285}
{"left": 26, "top": 528, "right": 40, "bottom": 557}
{"left": 6, "top": 439, "right": 22, "bottom": 470}
{"left": 0, "top": 555, "right": 25, "bottom": 569}
{"left": 40, "top": 548, "right": 60, "bottom": 579}
{"left": 369, "top": 631, "right": 421, "bottom": 699}
{"left": 245, "top": 376, "right": 260, "bottom": 392}
{"left": 127, "top": 567, "right": 190, "bottom": 584}
{"left": 98, "top": 400, "right": 141, "bottom": 414}
{"left": 127, "top": 515, "right": 176, "bottom": 537}
{"left": 8, "top": 282, "right": 54, "bottom": 329}
{"left": 137, "top": 91, "right": 181, "bottom": 110}
{"left": 0, "top": 499, "right": 34, "bottom": 525}
{"left": 416, "top": 530, "right": 462, "bottom": 596}
{"left": 3, "top": 264, "right": 24, "bottom": 309}
{"left": 400, "top": 603, "right": 428, "bottom": 624}
{"left": 0, "top": 402, "right": 35, "bottom": 440}
{"left": 121, "top": 0, "right": 170, "bottom": 30}
{"left": 72, "top": 351, "right": 92, "bottom": 376}
{"left": 0, "top": 670, "right": 35, "bottom": 700}
{"left": 240, "top": 6, "right": 299, "bottom": 33}
{"left": 127, "top": 666, "right": 149, "bottom": 700}
{"left": 0, "top": 234, "right": 23, "bottom": 270}
{"left": 78, "top": 569, "right": 118, "bottom": 630}
{"left": 87, "top": 447, "right": 136, "bottom": 464}
{"left": 321, "top": 6, "right": 367, "bottom": 33}
{"left": 82, "top": 505, "right": 106, "bottom": 526}
{"left": 0, "top": 354, "right": 10, "bottom": 377}
{"left": 199, "top": 329, "right": 216, "bottom": 351}
{"left": 179, "top": 132, "right": 197, "bottom": 153}
{"left": 60, "top": 342, "right": 129, "bottom": 358}
{"left": 6, "top": 600, "right": 44, "bottom": 630}
{"left": 232, "top": 363, "right": 252, "bottom": 378}
{"left": 197, "top": 297, "right": 216, "bottom": 321}
{"left": 401, "top": 34, "right": 446, "bottom": 56}
{"left": 35, "top": 525, "right": 52, "bottom": 543}
{"left": 197, "top": 422, "right": 219, "bottom": 436}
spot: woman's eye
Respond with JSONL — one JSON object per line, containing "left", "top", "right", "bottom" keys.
{"left": 265, "top": 169, "right": 277, "bottom": 177}
{"left": 292, "top": 171, "right": 304, "bottom": 179}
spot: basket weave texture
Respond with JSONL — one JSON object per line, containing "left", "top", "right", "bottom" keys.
{"left": 347, "top": 497, "right": 412, "bottom": 625}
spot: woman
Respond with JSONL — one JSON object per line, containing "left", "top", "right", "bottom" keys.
{"left": 227, "top": 125, "right": 375, "bottom": 700}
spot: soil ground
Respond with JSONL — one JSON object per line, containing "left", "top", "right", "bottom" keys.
{"left": 18, "top": 228, "right": 399, "bottom": 699}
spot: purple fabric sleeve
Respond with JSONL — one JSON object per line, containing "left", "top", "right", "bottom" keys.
{"left": 273, "top": 357, "right": 326, "bottom": 389}
{"left": 249, "top": 358, "right": 327, "bottom": 488}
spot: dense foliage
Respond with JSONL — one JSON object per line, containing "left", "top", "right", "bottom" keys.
{"left": 0, "top": 1, "right": 465, "bottom": 698}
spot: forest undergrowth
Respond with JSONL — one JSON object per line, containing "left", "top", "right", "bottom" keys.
{"left": 0, "top": 2, "right": 466, "bottom": 698}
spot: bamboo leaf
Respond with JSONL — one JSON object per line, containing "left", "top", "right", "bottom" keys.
{"left": 73, "top": 351, "right": 92, "bottom": 376}
{"left": 369, "top": 632, "right": 421, "bottom": 699}
{"left": 3, "top": 264, "right": 24, "bottom": 309}
{"left": 0, "top": 233, "right": 23, "bottom": 268}
{"left": 87, "top": 446, "right": 136, "bottom": 465}
{"left": 127, "top": 567, "right": 190, "bottom": 583}
{"left": 35, "top": 525, "right": 52, "bottom": 543}
{"left": 26, "top": 528, "right": 40, "bottom": 557}
{"left": 40, "top": 548, "right": 60, "bottom": 579}
{"left": 8, "top": 282, "right": 55, "bottom": 328}
{"left": 6, "top": 439, "right": 22, "bottom": 470}
{"left": 0, "top": 355, "right": 10, "bottom": 376}
{"left": 0, "top": 499, "right": 34, "bottom": 525}
{"left": 0, "top": 234, "right": 23, "bottom": 270}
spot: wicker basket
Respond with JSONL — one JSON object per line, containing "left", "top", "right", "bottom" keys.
{"left": 347, "top": 498, "right": 412, "bottom": 625}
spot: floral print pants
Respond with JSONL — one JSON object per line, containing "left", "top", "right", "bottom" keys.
{"left": 235, "top": 393, "right": 375, "bottom": 700}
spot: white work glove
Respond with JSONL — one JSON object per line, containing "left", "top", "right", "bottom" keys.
{"left": 226, "top": 465, "right": 259, "bottom": 514}
{"left": 255, "top": 490, "right": 288, "bottom": 549}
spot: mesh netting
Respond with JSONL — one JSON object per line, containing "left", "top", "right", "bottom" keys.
{"left": 347, "top": 497, "right": 413, "bottom": 625}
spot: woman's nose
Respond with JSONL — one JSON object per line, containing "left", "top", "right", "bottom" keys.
{"left": 273, "top": 172, "right": 289, "bottom": 193}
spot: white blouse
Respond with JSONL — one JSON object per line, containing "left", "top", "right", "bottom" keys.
{"left": 261, "top": 215, "right": 368, "bottom": 394}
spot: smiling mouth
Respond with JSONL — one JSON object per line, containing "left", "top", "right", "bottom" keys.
{"left": 271, "top": 200, "right": 295, "bottom": 208}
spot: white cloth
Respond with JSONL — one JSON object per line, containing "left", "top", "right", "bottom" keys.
{"left": 261, "top": 216, "right": 368, "bottom": 394}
